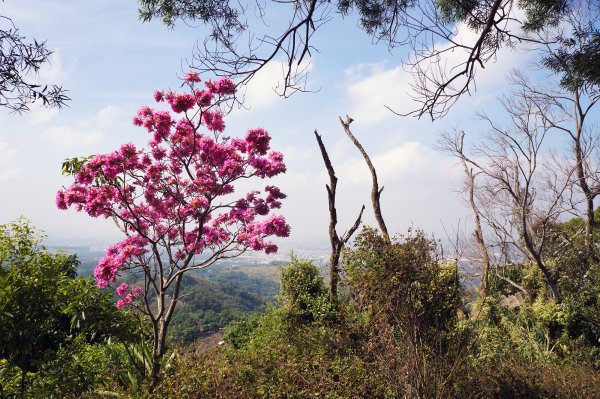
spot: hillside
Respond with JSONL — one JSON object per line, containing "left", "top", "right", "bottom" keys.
{"left": 168, "top": 272, "right": 279, "bottom": 344}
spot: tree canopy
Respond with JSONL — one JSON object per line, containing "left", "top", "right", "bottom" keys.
{"left": 137, "top": 0, "right": 596, "bottom": 118}
{"left": 0, "top": 218, "right": 134, "bottom": 397}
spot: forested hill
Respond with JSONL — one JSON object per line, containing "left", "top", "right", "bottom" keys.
{"left": 62, "top": 244, "right": 281, "bottom": 344}
{"left": 169, "top": 272, "right": 279, "bottom": 344}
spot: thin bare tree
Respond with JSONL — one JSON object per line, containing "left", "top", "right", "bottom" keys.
{"left": 448, "top": 90, "right": 575, "bottom": 302}
{"left": 314, "top": 130, "right": 365, "bottom": 302}
{"left": 509, "top": 70, "right": 600, "bottom": 247}
{"left": 439, "top": 130, "right": 491, "bottom": 298}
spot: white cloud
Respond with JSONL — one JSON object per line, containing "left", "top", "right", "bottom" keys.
{"left": 38, "top": 50, "right": 74, "bottom": 84}
{"left": 96, "top": 105, "right": 121, "bottom": 127}
{"left": 0, "top": 142, "right": 22, "bottom": 182}
{"left": 243, "top": 60, "right": 314, "bottom": 110}
{"left": 344, "top": 62, "right": 413, "bottom": 124}
{"left": 41, "top": 105, "right": 126, "bottom": 150}
{"left": 27, "top": 103, "right": 60, "bottom": 125}
{"left": 344, "top": 20, "right": 532, "bottom": 124}
{"left": 281, "top": 146, "right": 316, "bottom": 163}
{"left": 337, "top": 141, "right": 456, "bottom": 184}
{"left": 277, "top": 138, "right": 465, "bottom": 242}
{"left": 44, "top": 126, "right": 104, "bottom": 149}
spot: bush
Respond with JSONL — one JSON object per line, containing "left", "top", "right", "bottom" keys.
{"left": 343, "top": 227, "right": 465, "bottom": 398}
{"left": 279, "top": 257, "right": 336, "bottom": 325}
{"left": 149, "top": 229, "right": 600, "bottom": 399}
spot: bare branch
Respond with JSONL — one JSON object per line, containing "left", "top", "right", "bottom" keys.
{"left": 339, "top": 115, "right": 390, "bottom": 244}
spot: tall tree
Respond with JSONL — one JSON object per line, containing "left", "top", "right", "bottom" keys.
{"left": 439, "top": 130, "right": 492, "bottom": 298}
{"left": 508, "top": 70, "right": 600, "bottom": 250}
{"left": 0, "top": 218, "right": 132, "bottom": 398}
{"left": 444, "top": 88, "right": 573, "bottom": 302}
{"left": 57, "top": 73, "right": 290, "bottom": 387}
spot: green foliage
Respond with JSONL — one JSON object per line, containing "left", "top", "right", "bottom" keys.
{"left": 480, "top": 209, "right": 600, "bottom": 363}
{"left": 24, "top": 338, "right": 116, "bottom": 398}
{"left": 168, "top": 273, "right": 273, "bottom": 344}
{"left": 4, "top": 222, "right": 597, "bottom": 398}
{"left": 435, "top": 0, "right": 479, "bottom": 24}
{"left": 208, "top": 271, "right": 279, "bottom": 299}
{"left": 0, "top": 218, "right": 136, "bottom": 398}
{"left": 343, "top": 228, "right": 465, "bottom": 398}
{"left": 138, "top": 0, "right": 243, "bottom": 29}
{"left": 337, "top": 0, "right": 413, "bottom": 36}
{"left": 154, "top": 262, "right": 371, "bottom": 398}
{"left": 154, "top": 235, "right": 472, "bottom": 398}
{"left": 487, "top": 264, "right": 526, "bottom": 296}
{"left": 279, "top": 257, "right": 336, "bottom": 325}
{"left": 148, "top": 226, "right": 600, "bottom": 398}
{"left": 223, "top": 314, "right": 261, "bottom": 350}
{"left": 461, "top": 299, "right": 600, "bottom": 398}
{"left": 344, "top": 227, "right": 460, "bottom": 341}
{"left": 520, "top": 0, "right": 570, "bottom": 31}
{"left": 61, "top": 156, "right": 92, "bottom": 176}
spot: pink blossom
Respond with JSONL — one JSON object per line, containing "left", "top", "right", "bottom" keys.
{"left": 245, "top": 128, "right": 270, "bottom": 155}
{"left": 202, "top": 110, "right": 225, "bottom": 132}
{"left": 183, "top": 71, "right": 201, "bottom": 83}
{"left": 57, "top": 78, "right": 289, "bottom": 308}
{"left": 205, "top": 80, "right": 218, "bottom": 94}
{"left": 55, "top": 191, "right": 67, "bottom": 210}
{"left": 215, "top": 77, "right": 236, "bottom": 95}
{"left": 194, "top": 89, "right": 213, "bottom": 107}
{"left": 261, "top": 214, "right": 291, "bottom": 237}
{"left": 167, "top": 93, "right": 196, "bottom": 113}
{"left": 116, "top": 283, "right": 129, "bottom": 297}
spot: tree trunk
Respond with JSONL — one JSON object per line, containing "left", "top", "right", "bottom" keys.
{"left": 465, "top": 167, "right": 490, "bottom": 298}
{"left": 574, "top": 138, "right": 596, "bottom": 243}
{"left": 329, "top": 243, "right": 341, "bottom": 303}
{"left": 455, "top": 131, "right": 490, "bottom": 298}
{"left": 19, "top": 368, "right": 26, "bottom": 399}
{"left": 314, "top": 130, "right": 364, "bottom": 304}
{"left": 528, "top": 245, "right": 560, "bottom": 303}
{"left": 150, "top": 322, "right": 166, "bottom": 389}
{"left": 149, "top": 273, "right": 183, "bottom": 389}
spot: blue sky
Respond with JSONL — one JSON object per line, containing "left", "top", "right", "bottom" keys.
{"left": 0, "top": 1, "right": 538, "bottom": 247}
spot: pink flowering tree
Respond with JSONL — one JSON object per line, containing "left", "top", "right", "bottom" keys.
{"left": 57, "top": 72, "right": 290, "bottom": 384}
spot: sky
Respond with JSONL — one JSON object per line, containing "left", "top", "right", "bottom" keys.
{"left": 0, "top": 1, "right": 539, "bottom": 249}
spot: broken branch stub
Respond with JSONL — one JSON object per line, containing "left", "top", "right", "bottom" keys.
{"left": 339, "top": 116, "right": 390, "bottom": 244}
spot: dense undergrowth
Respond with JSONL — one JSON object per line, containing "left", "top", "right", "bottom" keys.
{"left": 2, "top": 226, "right": 599, "bottom": 398}
{"left": 146, "top": 228, "right": 598, "bottom": 399}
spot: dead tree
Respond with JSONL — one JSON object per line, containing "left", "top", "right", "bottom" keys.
{"left": 439, "top": 130, "right": 491, "bottom": 298}
{"left": 450, "top": 90, "right": 575, "bottom": 302}
{"left": 314, "top": 130, "right": 365, "bottom": 303}
{"left": 339, "top": 115, "right": 391, "bottom": 244}
{"left": 509, "top": 70, "right": 600, "bottom": 247}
